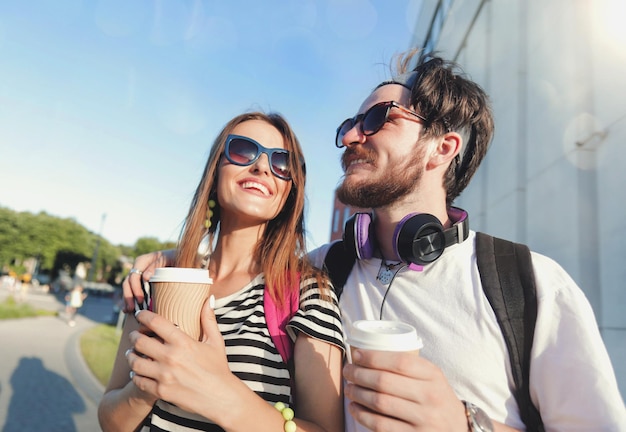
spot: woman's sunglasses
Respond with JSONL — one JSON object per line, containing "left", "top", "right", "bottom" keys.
{"left": 335, "top": 101, "right": 426, "bottom": 148}
{"left": 225, "top": 134, "right": 293, "bottom": 181}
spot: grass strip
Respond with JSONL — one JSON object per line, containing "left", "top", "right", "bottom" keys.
{"left": 0, "top": 296, "right": 57, "bottom": 319}
{"left": 80, "top": 323, "right": 122, "bottom": 386}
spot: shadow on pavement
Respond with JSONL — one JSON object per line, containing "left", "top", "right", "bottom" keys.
{"left": 4, "top": 357, "right": 85, "bottom": 432}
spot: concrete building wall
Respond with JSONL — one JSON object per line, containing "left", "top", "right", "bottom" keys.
{"left": 412, "top": 0, "right": 626, "bottom": 398}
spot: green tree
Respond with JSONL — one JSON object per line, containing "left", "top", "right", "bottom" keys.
{"left": 0, "top": 206, "right": 175, "bottom": 283}
{"left": 134, "top": 237, "right": 176, "bottom": 257}
{"left": 0, "top": 207, "right": 20, "bottom": 270}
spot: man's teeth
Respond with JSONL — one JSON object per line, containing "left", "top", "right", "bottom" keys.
{"left": 349, "top": 158, "right": 368, "bottom": 167}
{"left": 242, "top": 181, "right": 270, "bottom": 196}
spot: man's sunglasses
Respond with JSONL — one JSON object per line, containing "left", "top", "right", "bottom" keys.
{"left": 335, "top": 101, "right": 426, "bottom": 148}
{"left": 225, "top": 134, "right": 293, "bottom": 181}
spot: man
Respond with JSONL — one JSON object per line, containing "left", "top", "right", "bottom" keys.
{"left": 307, "top": 52, "right": 626, "bottom": 431}
{"left": 124, "top": 52, "right": 626, "bottom": 431}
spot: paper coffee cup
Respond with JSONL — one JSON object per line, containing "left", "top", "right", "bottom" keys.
{"left": 346, "top": 320, "right": 423, "bottom": 362}
{"left": 149, "top": 268, "right": 213, "bottom": 341}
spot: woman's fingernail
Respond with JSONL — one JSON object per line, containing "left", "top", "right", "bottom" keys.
{"left": 209, "top": 295, "right": 215, "bottom": 309}
{"left": 125, "top": 349, "right": 132, "bottom": 358}
{"left": 135, "top": 309, "right": 142, "bottom": 318}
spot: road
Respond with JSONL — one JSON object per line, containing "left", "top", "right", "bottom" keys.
{"left": 0, "top": 285, "right": 120, "bottom": 431}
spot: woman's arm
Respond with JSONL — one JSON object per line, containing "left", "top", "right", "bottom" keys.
{"left": 214, "top": 334, "right": 344, "bottom": 432}
{"left": 97, "top": 316, "right": 158, "bottom": 431}
{"left": 126, "top": 302, "right": 343, "bottom": 432}
{"left": 293, "top": 334, "right": 344, "bottom": 432}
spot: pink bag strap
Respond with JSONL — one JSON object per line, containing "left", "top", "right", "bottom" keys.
{"left": 264, "top": 276, "right": 300, "bottom": 366}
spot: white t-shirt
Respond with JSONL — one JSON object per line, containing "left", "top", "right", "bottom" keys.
{"left": 69, "top": 289, "right": 84, "bottom": 308}
{"left": 309, "top": 230, "right": 626, "bottom": 431}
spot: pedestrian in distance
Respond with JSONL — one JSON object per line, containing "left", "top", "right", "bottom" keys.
{"left": 65, "top": 282, "right": 87, "bottom": 327}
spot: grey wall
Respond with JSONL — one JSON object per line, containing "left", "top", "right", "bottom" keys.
{"left": 413, "top": 0, "right": 626, "bottom": 398}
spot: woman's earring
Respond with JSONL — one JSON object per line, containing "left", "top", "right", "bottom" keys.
{"left": 204, "top": 199, "right": 217, "bottom": 229}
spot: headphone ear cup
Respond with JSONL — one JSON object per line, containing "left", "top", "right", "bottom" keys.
{"left": 394, "top": 214, "right": 445, "bottom": 265}
{"left": 343, "top": 212, "right": 374, "bottom": 260}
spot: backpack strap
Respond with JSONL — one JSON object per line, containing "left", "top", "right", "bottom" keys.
{"left": 476, "top": 232, "right": 544, "bottom": 431}
{"left": 264, "top": 281, "right": 300, "bottom": 366}
{"left": 323, "top": 240, "right": 356, "bottom": 300}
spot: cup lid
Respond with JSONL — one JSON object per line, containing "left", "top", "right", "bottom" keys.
{"left": 346, "top": 320, "right": 423, "bottom": 351}
{"left": 149, "top": 267, "right": 213, "bottom": 284}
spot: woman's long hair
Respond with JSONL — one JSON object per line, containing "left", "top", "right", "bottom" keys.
{"left": 175, "top": 112, "right": 326, "bottom": 305}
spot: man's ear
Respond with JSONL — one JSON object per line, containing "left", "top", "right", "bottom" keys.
{"left": 426, "top": 132, "right": 462, "bottom": 169}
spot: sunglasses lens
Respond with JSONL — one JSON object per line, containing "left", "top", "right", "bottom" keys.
{"left": 362, "top": 104, "right": 388, "bottom": 135}
{"left": 228, "top": 138, "right": 258, "bottom": 165}
{"left": 270, "top": 152, "right": 290, "bottom": 179}
{"left": 336, "top": 119, "right": 353, "bottom": 147}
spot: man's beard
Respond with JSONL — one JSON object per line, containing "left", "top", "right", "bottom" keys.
{"left": 336, "top": 148, "right": 424, "bottom": 209}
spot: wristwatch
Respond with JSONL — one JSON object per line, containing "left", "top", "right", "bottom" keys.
{"left": 463, "top": 401, "right": 494, "bottom": 432}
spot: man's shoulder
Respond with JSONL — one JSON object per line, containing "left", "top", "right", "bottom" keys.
{"left": 306, "top": 241, "right": 337, "bottom": 268}
{"left": 475, "top": 232, "right": 578, "bottom": 297}
{"left": 474, "top": 232, "right": 562, "bottom": 267}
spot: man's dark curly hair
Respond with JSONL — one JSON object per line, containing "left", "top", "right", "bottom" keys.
{"left": 391, "top": 50, "right": 495, "bottom": 206}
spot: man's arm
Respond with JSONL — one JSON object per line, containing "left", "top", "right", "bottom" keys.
{"left": 343, "top": 349, "right": 521, "bottom": 432}
{"left": 122, "top": 249, "right": 175, "bottom": 312}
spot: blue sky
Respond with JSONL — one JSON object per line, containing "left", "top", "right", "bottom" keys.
{"left": 0, "top": 0, "right": 421, "bottom": 249}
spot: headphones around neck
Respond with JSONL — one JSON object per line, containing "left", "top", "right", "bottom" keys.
{"left": 343, "top": 207, "right": 470, "bottom": 266}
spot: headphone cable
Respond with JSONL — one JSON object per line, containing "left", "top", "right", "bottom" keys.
{"left": 379, "top": 263, "right": 408, "bottom": 320}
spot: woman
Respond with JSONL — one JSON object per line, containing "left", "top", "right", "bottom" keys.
{"left": 98, "top": 112, "right": 344, "bottom": 432}
{"left": 65, "top": 283, "right": 87, "bottom": 327}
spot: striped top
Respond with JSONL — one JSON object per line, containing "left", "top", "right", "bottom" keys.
{"left": 141, "top": 273, "right": 344, "bottom": 432}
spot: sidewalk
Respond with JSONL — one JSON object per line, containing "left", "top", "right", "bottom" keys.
{"left": 0, "top": 287, "right": 113, "bottom": 431}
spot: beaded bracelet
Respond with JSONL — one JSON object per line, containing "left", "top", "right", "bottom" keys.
{"left": 274, "top": 402, "right": 296, "bottom": 432}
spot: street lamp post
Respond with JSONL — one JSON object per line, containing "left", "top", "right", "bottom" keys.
{"left": 88, "top": 213, "right": 106, "bottom": 282}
